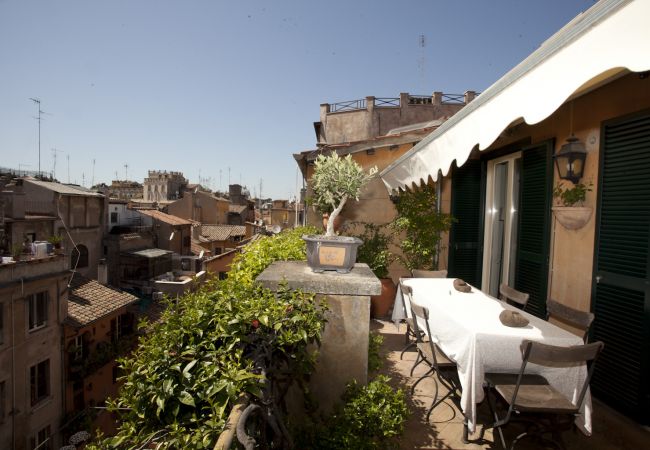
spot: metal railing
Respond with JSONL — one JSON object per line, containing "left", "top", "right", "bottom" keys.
{"left": 441, "top": 93, "right": 466, "bottom": 104}
{"left": 375, "top": 97, "right": 400, "bottom": 107}
{"left": 330, "top": 98, "right": 367, "bottom": 112}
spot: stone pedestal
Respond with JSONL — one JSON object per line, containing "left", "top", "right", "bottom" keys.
{"left": 256, "top": 261, "right": 381, "bottom": 413}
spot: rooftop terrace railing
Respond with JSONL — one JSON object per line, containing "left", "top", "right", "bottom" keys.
{"left": 328, "top": 93, "right": 474, "bottom": 113}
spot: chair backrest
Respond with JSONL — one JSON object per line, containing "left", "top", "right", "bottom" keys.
{"left": 546, "top": 299, "right": 595, "bottom": 342}
{"left": 499, "top": 283, "right": 529, "bottom": 310}
{"left": 409, "top": 297, "right": 448, "bottom": 370}
{"left": 411, "top": 269, "right": 448, "bottom": 278}
{"left": 507, "top": 340, "right": 604, "bottom": 417}
{"left": 400, "top": 282, "right": 412, "bottom": 318}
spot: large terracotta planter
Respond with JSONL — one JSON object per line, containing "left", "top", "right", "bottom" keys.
{"left": 371, "top": 278, "right": 397, "bottom": 318}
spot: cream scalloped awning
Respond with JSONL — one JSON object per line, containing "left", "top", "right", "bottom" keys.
{"left": 380, "top": 0, "right": 650, "bottom": 192}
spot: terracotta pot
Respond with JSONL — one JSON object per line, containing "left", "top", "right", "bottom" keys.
{"left": 371, "top": 278, "right": 397, "bottom": 318}
{"left": 322, "top": 213, "right": 343, "bottom": 233}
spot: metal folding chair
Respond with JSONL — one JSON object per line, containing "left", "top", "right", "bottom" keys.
{"left": 546, "top": 299, "right": 595, "bottom": 343}
{"left": 499, "top": 283, "right": 530, "bottom": 311}
{"left": 486, "top": 339, "right": 604, "bottom": 449}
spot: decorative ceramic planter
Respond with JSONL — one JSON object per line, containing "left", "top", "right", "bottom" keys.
{"left": 303, "top": 234, "right": 363, "bottom": 273}
{"left": 552, "top": 206, "right": 593, "bottom": 230}
{"left": 371, "top": 278, "right": 397, "bottom": 318}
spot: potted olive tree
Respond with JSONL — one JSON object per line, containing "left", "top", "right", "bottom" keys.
{"left": 552, "top": 181, "right": 593, "bottom": 230}
{"left": 303, "top": 153, "right": 377, "bottom": 273}
{"left": 352, "top": 223, "right": 396, "bottom": 317}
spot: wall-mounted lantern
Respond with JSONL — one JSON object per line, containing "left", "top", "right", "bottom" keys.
{"left": 554, "top": 136, "right": 587, "bottom": 184}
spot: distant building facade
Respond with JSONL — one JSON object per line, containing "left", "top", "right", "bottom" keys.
{"left": 143, "top": 171, "right": 188, "bottom": 202}
{"left": 315, "top": 91, "right": 476, "bottom": 145}
{"left": 109, "top": 180, "right": 143, "bottom": 200}
{"left": 0, "top": 255, "right": 68, "bottom": 450}
{"left": 166, "top": 191, "right": 229, "bottom": 224}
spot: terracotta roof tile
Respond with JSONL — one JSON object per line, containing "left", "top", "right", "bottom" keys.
{"left": 200, "top": 224, "right": 246, "bottom": 241}
{"left": 65, "top": 275, "right": 139, "bottom": 328}
{"left": 137, "top": 209, "right": 193, "bottom": 226}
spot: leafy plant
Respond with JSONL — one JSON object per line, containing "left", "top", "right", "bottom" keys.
{"left": 47, "top": 235, "right": 63, "bottom": 245}
{"left": 297, "top": 376, "right": 409, "bottom": 450}
{"left": 392, "top": 184, "right": 454, "bottom": 271}
{"left": 553, "top": 180, "right": 592, "bottom": 206}
{"left": 311, "top": 153, "right": 377, "bottom": 237}
{"left": 11, "top": 243, "right": 23, "bottom": 259}
{"left": 89, "top": 226, "right": 328, "bottom": 450}
{"left": 368, "top": 331, "right": 384, "bottom": 373}
{"left": 352, "top": 223, "right": 394, "bottom": 279}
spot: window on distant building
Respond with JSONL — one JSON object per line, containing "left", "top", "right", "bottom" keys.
{"left": 28, "top": 292, "right": 48, "bottom": 331}
{"left": 71, "top": 244, "right": 89, "bottom": 269}
{"left": 0, "top": 380, "right": 6, "bottom": 422}
{"left": 73, "top": 335, "right": 84, "bottom": 361}
{"left": 30, "top": 359, "right": 50, "bottom": 406}
{"left": 111, "top": 212, "right": 118, "bottom": 224}
{"left": 30, "top": 424, "right": 51, "bottom": 450}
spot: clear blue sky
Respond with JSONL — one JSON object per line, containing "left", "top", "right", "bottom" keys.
{"left": 0, "top": 0, "right": 596, "bottom": 199}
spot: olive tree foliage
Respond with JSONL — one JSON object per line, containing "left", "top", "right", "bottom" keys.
{"left": 311, "top": 153, "right": 377, "bottom": 236}
{"left": 89, "top": 226, "right": 327, "bottom": 449}
{"left": 392, "top": 184, "right": 454, "bottom": 271}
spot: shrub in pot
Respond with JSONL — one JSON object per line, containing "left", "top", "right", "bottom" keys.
{"left": 552, "top": 180, "right": 593, "bottom": 230}
{"left": 303, "top": 153, "right": 376, "bottom": 273}
{"left": 352, "top": 222, "right": 396, "bottom": 318}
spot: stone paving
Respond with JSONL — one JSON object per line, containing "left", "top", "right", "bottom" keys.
{"left": 371, "top": 319, "right": 649, "bottom": 450}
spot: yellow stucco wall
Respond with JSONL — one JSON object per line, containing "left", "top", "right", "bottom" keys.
{"left": 443, "top": 72, "right": 650, "bottom": 313}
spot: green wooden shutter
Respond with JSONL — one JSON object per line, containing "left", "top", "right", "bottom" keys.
{"left": 592, "top": 112, "right": 650, "bottom": 424}
{"left": 448, "top": 159, "right": 484, "bottom": 287}
{"left": 515, "top": 142, "right": 553, "bottom": 319}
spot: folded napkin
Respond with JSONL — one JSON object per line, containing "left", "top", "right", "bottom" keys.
{"left": 499, "top": 310, "right": 529, "bottom": 327}
{"left": 453, "top": 278, "right": 472, "bottom": 293}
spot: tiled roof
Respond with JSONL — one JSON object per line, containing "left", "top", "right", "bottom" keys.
{"left": 229, "top": 204, "right": 248, "bottom": 214}
{"left": 200, "top": 224, "right": 246, "bottom": 241}
{"left": 191, "top": 240, "right": 211, "bottom": 256}
{"left": 137, "top": 209, "right": 193, "bottom": 226}
{"left": 126, "top": 248, "right": 173, "bottom": 259}
{"left": 25, "top": 179, "right": 104, "bottom": 197}
{"left": 66, "top": 275, "right": 139, "bottom": 328}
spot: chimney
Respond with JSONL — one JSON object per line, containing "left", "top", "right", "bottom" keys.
{"left": 97, "top": 258, "right": 108, "bottom": 285}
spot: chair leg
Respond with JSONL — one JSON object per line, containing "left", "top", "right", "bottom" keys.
{"left": 400, "top": 341, "right": 416, "bottom": 360}
{"left": 410, "top": 367, "right": 434, "bottom": 395}
{"left": 410, "top": 352, "right": 424, "bottom": 377}
{"left": 486, "top": 386, "right": 506, "bottom": 449}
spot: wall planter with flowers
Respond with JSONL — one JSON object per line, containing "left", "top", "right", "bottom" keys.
{"left": 352, "top": 222, "right": 396, "bottom": 317}
{"left": 303, "top": 153, "right": 377, "bottom": 273}
{"left": 552, "top": 181, "right": 593, "bottom": 230}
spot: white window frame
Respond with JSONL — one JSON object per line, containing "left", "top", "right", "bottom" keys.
{"left": 481, "top": 152, "right": 522, "bottom": 296}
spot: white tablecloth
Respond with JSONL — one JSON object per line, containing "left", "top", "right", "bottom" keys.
{"left": 397, "top": 278, "right": 591, "bottom": 434}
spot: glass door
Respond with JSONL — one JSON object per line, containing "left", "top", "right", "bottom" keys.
{"left": 482, "top": 153, "right": 521, "bottom": 297}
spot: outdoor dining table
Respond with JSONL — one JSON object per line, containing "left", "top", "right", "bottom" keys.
{"left": 392, "top": 277, "right": 591, "bottom": 437}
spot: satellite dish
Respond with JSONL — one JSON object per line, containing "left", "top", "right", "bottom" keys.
{"left": 199, "top": 250, "right": 204, "bottom": 258}
{"left": 169, "top": 231, "right": 175, "bottom": 241}
{"left": 271, "top": 225, "right": 281, "bottom": 234}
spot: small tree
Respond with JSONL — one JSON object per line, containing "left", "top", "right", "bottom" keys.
{"left": 392, "top": 184, "right": 453, "bottom": 271}
{"left": 311, "top": 153, "right": 377, "bottom": 237}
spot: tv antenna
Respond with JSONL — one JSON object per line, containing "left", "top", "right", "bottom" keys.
{"left": 51, "top": 148, "right": 64, "bottom": 180}
{"left": 124, "top": 163, "right": 129, "bottom": 180}
{"left": 29, "top": 97, "right": 49, "bottom": 176}
{"left": 91, "top": 159, "right": 96, "bottom": 187}
{"left": 418, "top": 34, "right": 426, "bottom": 92}
{"left": 67, "top": 154, "right": 70, "bottom": 183}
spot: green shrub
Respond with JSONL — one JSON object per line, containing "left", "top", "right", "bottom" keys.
{"left": 553, "top": 180, "right": 592, "bottom": 206}
{"left": 368, "top": 331, "right": 384, "bottom": 373}
{"left": 90, "top": 226, "right": 327, "bottom": 449}
{"left": 297, "top": 376, "right": 409, "bottom": 450}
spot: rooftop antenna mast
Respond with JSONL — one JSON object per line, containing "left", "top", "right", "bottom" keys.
{"left": 124, "top": 163, "right": 129, "bottom": 180}
{"left": 91, "top": 159, "right": 96, "bottom": 187}
{"left": 418, "top": 34, "right": 426, "bottom": 93}
{"left": 29, "top": 97, "right": 46, "bottom": 176}
{"left": 51, "top": 148, "right": 63, "bottom": 180}
{"left": 67, "top": 154, "right": 70, "bottom": 183}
